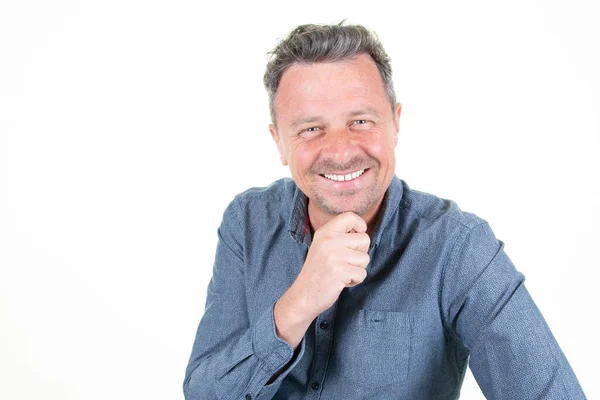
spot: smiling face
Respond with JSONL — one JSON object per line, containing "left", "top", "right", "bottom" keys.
{"left": 270, "top": 53, "right": 401, "bottom": 230}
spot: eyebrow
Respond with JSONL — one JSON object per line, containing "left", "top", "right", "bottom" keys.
{"left": 289, "top": 108, "right": 382, "bottom": 130}
{"left": 347, "top": 107, "right": 381, "bottom": 119}
{"left": 290, "top": 116, "right": 323, "bottom": 130}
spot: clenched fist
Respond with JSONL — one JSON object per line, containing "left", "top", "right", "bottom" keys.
{"left": 295, "top": 211, "right": 370, "bottom": 315}
{"left": 273, "top": 212, "right": 370, "bottom": 350}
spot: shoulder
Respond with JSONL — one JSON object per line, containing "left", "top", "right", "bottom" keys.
{"left": 231, "top": 178, "right": 297, "bottom": 216}
{"left": 398, "top": 179, "right": 487, "bottom": 231}
{"left": 233, "top": 177, "right": 296, "bottom": 204}
{"left": 397, "top": 182, "right": 504, "bottom": 268}
{"left": 223, "top": 177, "right": 296, "bottom": 224}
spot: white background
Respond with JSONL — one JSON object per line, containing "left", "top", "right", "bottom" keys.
{"left": 1, "top": 0, "right": 598, "bottom": 398}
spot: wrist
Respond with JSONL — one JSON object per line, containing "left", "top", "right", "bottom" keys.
{"left": 274, "top": 289, "right": 314, "bottom": 349}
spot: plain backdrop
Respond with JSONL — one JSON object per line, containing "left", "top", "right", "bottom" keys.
{"left": 1, "top": 0, "right": 598, "bottom": 398}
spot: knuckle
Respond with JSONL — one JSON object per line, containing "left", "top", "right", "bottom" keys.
{"left": 363, "top": 253, "right": 370, "bottom": 266}
{"left": 363, "top": 233, "right": 371, "bottom": 242}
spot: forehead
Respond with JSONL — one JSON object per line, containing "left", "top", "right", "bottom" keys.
{"left": 275, "top": 53, "right": 390, "bottom": 126}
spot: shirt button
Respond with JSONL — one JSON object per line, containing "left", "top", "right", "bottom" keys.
{"left": 319, "top": 321, "right": 329, "bottom": 330}
{"left": 311, "top": 381, "right": 320, "bottom": 390}
{"left": 245, "top": 395, "right": 252, "bottom": 400}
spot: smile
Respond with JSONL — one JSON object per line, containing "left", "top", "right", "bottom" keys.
{"left": 321, "top": 168, "right": 367, "bottom": 182}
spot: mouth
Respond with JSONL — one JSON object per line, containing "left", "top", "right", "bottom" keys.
{"left": 319, "top": 168, "right": 369, "bottom": 182}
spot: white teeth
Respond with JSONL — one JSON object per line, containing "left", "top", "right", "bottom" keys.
{"left": 323, "top": 169, "right": 366, "bottom": 182}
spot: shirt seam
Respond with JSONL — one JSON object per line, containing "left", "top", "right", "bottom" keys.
{"left": 399, "top": 194, "right": 484, "bottom": 229}
{"left": 218, "top": 196, "right": 245, "bottom": 267}
{"left": 438, "top": 221, "right": 489, "bottom": 337}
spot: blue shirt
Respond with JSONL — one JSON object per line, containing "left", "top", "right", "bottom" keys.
{"left": 183, "top": 176, "right": 586, "bottom": 399}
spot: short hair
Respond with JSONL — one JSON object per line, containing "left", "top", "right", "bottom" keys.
{"left": 263, "top": 21, "right": 397, "bottom": 128}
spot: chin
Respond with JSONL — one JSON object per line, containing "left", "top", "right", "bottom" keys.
{"left": 316, "top": 196, "right": 375, "bottom": 216}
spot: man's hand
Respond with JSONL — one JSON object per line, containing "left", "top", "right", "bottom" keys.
{"left": 294, "top": 211, "right": 370, "bottom": 315}
{"left": 273, "top": 212, "right": 370, "bottom": 350}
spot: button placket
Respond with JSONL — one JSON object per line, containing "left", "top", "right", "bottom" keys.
{"left": 305, "top": 304, "right": 338, "bottom": 398}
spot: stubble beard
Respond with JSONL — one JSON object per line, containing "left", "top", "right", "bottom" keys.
{"left": 304, "top": 155, "right": 383, "bottom": 216}
{"left": 312, "top": 183, "right": 381, "bottom": 216}
{"left": 309, "top": 168, "right": 382, "bottom": 217}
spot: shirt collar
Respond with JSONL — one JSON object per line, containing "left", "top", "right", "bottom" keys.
{"left": 289, "top": 185, "right": 311, "bottom": 245}
{"left": 288, "top": 175, "right": 404, "bottom": 248}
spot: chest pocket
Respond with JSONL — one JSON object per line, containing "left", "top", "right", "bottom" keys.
{"left": 332, "top": 308, "right": 413, "bottom": 389}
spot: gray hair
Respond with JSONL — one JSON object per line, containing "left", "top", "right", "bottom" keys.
{"left": 263, "top": 21, "right": 397, "bottom": 128}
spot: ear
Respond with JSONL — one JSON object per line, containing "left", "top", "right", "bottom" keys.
{"left": 269, "top": 124, "right": 288, "bottom": 166}
{"left": 393, "top": 103, "right": 402, "bottom": 147}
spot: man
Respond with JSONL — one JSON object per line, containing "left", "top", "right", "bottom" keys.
{"left": 183, "top": 22, "right": 586, "bottom": 399}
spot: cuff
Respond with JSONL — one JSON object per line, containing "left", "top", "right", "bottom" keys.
{"left": 247, "top": 303, "right": 306, "bottom": 398}
{"left": 252, "top": 302, "right": 298, "bottom": 373}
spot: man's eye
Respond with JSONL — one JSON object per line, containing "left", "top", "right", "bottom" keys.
{"left": 300, "top": 127, "right": 320, "bottom": 136}
{"left": 351, "top": 120, "right": 373, "bottom": 130}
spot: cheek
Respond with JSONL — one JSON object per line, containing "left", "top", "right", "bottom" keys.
{"left": 362, "top": 134, "right": 388, "bottom": 157}
{"left": 361, "top": 132, "right": 396, "bottom": 167}
{"left": 290, "top": 141, "right": 318, "bottom": 172}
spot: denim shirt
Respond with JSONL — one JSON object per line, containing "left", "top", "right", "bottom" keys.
{"left": 183, "top": 175, "right": 585, "bottom": 399}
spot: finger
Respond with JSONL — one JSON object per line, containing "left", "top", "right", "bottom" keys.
{"left": 344, "top": 265, "right": 368, "bottom": 287}
{"left": 325, "top": 211, "right": 367, "bottom": 234}
{"left": 345, "top": 249, "right": 370, "bottom": 269}
{"left": 343, "top": 232, "right": 370, "bottom": 252}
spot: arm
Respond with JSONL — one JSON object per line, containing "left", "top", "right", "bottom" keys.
{"left": 441, "top": 222, "right": 586, "bottom": 399}
{"left": 183, "top": 199, "right": 306, "bottom": 400}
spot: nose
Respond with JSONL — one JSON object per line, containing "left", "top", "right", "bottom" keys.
{"left": 321, "top": 126, "right": 360, "bottom": 164}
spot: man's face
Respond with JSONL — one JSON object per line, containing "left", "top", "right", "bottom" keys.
{"left": 270, "top": 53, "right": 401, "bottom": 220}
